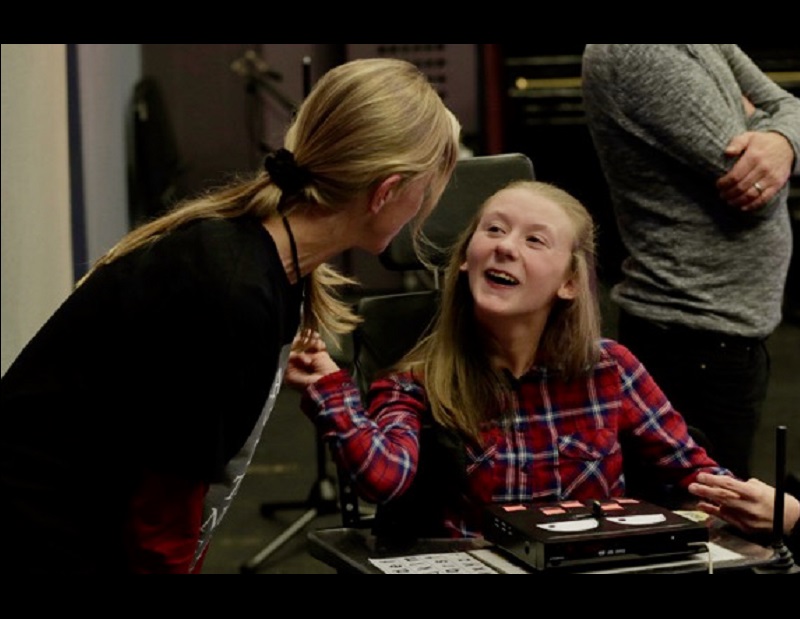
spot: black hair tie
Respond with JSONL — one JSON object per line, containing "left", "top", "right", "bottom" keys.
{"left": 263, "top": 148, "right": 312, "bottom": 196}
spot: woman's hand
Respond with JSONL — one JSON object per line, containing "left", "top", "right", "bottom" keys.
{"left": 688, "top": 472, "right": 800, "bottom": 537}
{"left": 283, "top": 331, "right": 340, "bottom": 391}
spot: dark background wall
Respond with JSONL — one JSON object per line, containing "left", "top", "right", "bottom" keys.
{"left": 139, "top": 44, "right": 259, "bottom": 204}
{"left": 135, "top": 44, "right": 800, "bottom": 306}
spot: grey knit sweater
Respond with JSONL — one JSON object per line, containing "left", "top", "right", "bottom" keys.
{"left": 582, "top": 44, "right": 800, "bottom": 338}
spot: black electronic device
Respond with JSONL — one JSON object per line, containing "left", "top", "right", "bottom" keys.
{"left": 484, "top": 498, "right": 709, "bottom": 571}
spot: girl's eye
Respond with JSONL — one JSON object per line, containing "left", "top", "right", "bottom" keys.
{"left": 527, "top": 235, "right": 544, "bottom": 245}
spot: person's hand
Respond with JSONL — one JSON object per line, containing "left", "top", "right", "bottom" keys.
{"left": 688, "top": 472, "right": 800, "bottom": 537}
{"left": 284, "top": 331, "right": 340, "bottom": 391}
{"left": 716, "top": 130, "right": 794, "bottom": 212}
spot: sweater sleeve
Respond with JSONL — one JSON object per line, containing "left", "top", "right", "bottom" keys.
{"left": 719, "top": 44, "right": 800, "bottom": 176}
{"left": 599, "top": 44, "right": 747, "bottom": 180}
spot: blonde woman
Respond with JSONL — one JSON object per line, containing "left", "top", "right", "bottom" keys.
{"left": 1, "top": 57, "right": 461, "bottom": 573}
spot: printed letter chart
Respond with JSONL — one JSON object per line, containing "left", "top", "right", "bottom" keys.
{"left": 369, "top": 552, "right": 497, "bottom": 574}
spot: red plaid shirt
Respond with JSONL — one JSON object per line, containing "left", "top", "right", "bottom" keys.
{"left": 303, "top": 339, "right": 728, "bottom": 537}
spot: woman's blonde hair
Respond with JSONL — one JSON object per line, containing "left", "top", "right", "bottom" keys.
{"left": 398, "top": 180, "right": 601, "bottom": 443}
{"left": 80, "top": 57, "right": 461, "bottom": 341}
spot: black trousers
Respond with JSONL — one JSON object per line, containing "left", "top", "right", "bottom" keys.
{"left": 617, "top": 309, "right": 770, "bottom": 480}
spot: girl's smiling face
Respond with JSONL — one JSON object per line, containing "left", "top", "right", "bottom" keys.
{"left": 461, "top": 185, "right": 577, "bottom": 325}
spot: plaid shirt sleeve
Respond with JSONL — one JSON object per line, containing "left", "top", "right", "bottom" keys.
{"left": 302, "top": 369, "right": 425, "bottom": 504}
{"left": 609, "top": 340, "right": 731, "bottom": 488}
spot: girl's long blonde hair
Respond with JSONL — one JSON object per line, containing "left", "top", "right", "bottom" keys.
{"left": 80, "top": 57, "right": 461, "bottom": 342}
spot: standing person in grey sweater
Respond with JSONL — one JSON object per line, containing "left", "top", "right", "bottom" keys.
{"left": 581, "top": 44, "right": 799, "bottom": 480}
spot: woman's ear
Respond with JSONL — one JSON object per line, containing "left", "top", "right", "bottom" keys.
{"left": 369, "top": 174, "right": 403, "bottom": 214}
{"left": 557, "top": 277, "right": 577, "bottom": 300}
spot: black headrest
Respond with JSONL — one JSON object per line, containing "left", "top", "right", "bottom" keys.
{"left": 379, "top": 153, "right": 535, "bottom": 272}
